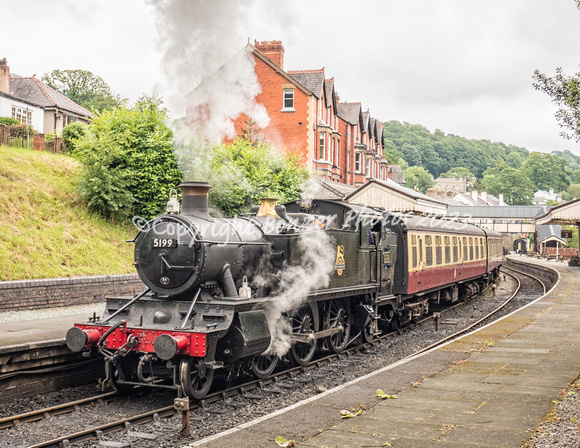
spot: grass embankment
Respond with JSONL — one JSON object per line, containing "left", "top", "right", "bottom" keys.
{"left": 0, "top": 146, "right": 135, "bottom": 281}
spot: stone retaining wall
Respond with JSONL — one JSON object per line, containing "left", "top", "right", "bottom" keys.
{"left": 0, "top": 274, "right": 142, "bottom": 312}
{"left": 505, "top": 257, "right": 559, "bottom": 290}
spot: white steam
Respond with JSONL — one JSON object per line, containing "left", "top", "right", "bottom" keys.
{"left": 146, "top": 0, "right": 269, "bottom": 144}
{"left": 263, "top": 229, "right": 336, "bottom": 358}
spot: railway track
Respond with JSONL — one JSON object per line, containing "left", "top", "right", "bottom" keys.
{"left": 1, "top": 267, "right": 547, "bottom": 448}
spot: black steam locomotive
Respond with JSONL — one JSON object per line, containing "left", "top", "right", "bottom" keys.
{"left": 66, "top": 182, "right": 503, "bottom": 399}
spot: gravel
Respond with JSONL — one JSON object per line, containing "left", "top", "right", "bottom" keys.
{"left": 523, "top": 378, "right": 580, "bottom": 447}
{"left": 0, "top": 273, "right": 556, "bottom": 448}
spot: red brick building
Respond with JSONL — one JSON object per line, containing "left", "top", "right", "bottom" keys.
{"left": 186, "top": 41, "right": 394, "bottom": 187}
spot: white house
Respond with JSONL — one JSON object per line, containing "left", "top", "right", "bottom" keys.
{"left": 0, "top": 58, "right": 92, "bottom": 134}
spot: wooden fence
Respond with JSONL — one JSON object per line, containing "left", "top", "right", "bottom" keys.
{"left": 0, "top": 124, "right": 64, "bottom": 153}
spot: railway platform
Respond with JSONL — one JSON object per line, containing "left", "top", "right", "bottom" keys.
{"left": 0, "top": 305, "right": 104, "bottom": 350}
{"left": 189, "top": 258, "right": 580, "bottom": 448}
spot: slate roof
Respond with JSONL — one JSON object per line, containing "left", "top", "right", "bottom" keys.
{"left": 454, "top": 192, "right": 501, "bottom": 206}
{"left": 337, "top": 102, "right": 361, "bottom": 125}
{"left": 287, "top": 70, "right": 325, "bottom": 98}
{"left": 310, "top": 178, "right": 357, "bottom": 201}
{"left": 10, "top": 76, "right": 93, "bottom": 118}
{"left": 537, "top": 224, "right": 565, "bottom": 244}
{"left": 325, "top": 78, "right": 336, "bottom": 112}
{"left": 362, "top": 110, "right": 370, "bottom": 133}
{"left": 445, "top": 205, "right": 551, "bottom": 219}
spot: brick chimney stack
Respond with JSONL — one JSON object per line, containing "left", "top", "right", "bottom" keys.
{"left": 0, "top": 58, "right": 9, "bottom": 94}
{"left": 254, "top": 40, "right": 284, "bottom": 70}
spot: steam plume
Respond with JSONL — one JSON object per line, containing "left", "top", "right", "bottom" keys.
{"left": 146, "top": 0, "right": 269, "bottom": 145}
{"left": 263, "top": 229, "right": 336, "bottom": 358}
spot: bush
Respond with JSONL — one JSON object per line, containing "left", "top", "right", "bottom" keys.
{"left": 0, "top": 117, "right": 19, "bottom": 125}
{"left": 9, "top": 123, "right": 35, "bottom": 139}
{"left": 208, "top": 139, "right": 310, "bottom": 216}
{"left": 75, "top": 95, "right": 182, "bottom": 221}
{"left": 62, "top": 121, "right": 87, "bottom": 154}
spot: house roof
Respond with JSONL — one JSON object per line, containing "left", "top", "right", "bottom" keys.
{"left": 287, "top": 70, "right": 325, "bottom": 99}
{"left": 10, "top": 76, "right": 93, "bottom": 117}
{"left": 324, "top": 78, "right": 337, "bottom": 113}
{"left": 0, "top": 90, "right": 42, "bottom": 109}
{"left": 249, "top": 45, "right": 313, "bottom": 97}
{"left": 453, "top": 192, "right": 501, "bottom": 206}
{"left": 309, "top": 178, "right": 357, "bottom": 201}
{"left": 337, "top": 102, "right": 361, "bottom": 126}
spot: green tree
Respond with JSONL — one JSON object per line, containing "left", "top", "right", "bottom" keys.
{"left": 482, "top": 160, "right": 534, "bottom": 205}
{"left": 533, "top": 1, "right": 580, "bottom": 142}
{"left": 521, "top": 152, "right": 571, "bottom": 192}
{"left": 505, "top": 151, "right": 525, "bottom": 169}
{"left": 207, "top": 139, "right": 310, "bottom": 216}
{"left": 75, "top": 95, "right": 182, "bottom": 220}
{"left": 403, "top": 166, "right": 434, "bottom": 194}
{"left": 382, "top": 120, "right": 529, "bottom": 178}
{"left": 565, "top": 183, "right": 580, "bottom": 200}
{"left": 534, "top": 67, "right": 580, "bottom": 143}
{"left": 42, "top": 69, "right": 122, "bottom": 113}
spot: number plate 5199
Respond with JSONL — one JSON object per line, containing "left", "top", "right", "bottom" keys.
{"left": 153, "top": 238, "right": 177, "bottom": 248}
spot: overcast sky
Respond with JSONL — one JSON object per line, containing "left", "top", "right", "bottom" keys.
{"left": 3, "top": 0, "right": 580, "bottom": 155}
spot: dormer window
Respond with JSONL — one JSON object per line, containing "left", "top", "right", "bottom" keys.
{"left": 282, "top": 88, "right": 294, "bottom": 111}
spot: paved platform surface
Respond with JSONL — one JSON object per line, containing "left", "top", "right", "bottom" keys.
{"left": 0, "top": 308, "right": 102, "bottom": 350}
{"left": 189, "top": 259, "right": 579, "bottom": 448}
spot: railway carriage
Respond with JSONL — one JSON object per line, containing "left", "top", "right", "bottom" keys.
{"left": 66, "top": 183, "right": 504, "bottom": 399}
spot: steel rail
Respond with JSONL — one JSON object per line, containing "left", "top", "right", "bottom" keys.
{"left": 9, "top": 269, "right": 542, "bottom": 448}
{"left": 0, "top": 392, "right": 118, "bottom": 430}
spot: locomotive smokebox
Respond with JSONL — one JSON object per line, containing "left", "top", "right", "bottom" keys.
{"left": 179, "top": 181, "right": 212, "bottom": 219}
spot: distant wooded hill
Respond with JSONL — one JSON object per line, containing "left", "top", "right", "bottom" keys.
{"left": 382, "top": 120, "right": 580, "bottom": 200}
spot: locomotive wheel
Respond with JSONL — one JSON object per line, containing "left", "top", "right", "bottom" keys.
{"left": 361, "top": 316, "right": 377, "bottom": 343}
{"left": 325, "top": 298, "right": 352, "bottom": 353}
{"left": 250, "top": 354, "right": 279, "bottom": 379}
{"left": 179, "top": 358, "right": 214, "bottom": 399}
{"left": 287, "top": 305, "right": 317, "bottom": 366}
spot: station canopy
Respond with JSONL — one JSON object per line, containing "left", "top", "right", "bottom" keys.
{"left": 535, "top": 198, "right": 580, "bottom": 225}
{"left": 345, "top": 178, "right": 448, "bottom": 215}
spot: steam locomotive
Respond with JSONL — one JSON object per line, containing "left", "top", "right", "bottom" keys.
{"left": 66, "top": 182, "right": 504, "bottom": 399}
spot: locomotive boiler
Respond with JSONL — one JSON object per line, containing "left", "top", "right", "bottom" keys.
{"left": 66, "top": 181, "right": 504, "bottom": 399}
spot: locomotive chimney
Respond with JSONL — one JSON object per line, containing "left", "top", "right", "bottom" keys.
{"left": 256, "top": 198, "right": 281, "bottom": 219}
{"left": 179, "top": 181, "right": 212, "bottom": 219}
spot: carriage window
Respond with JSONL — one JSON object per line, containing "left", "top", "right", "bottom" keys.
{"left": 463, "top": 240, "right": 468, "bottom": 261}
{"left": 436, "top": 235, "right": 442, "bottom": 265}
{"left": 444, "top": 236, "right": 451, "bottom": 264}
{"left": 453, "top": 237, "right": 458, "bottom": 262}
{"left": 475, "top": 244, "right": 479, "bottom": 259}
{"left": 410, "top": 234, "right": 417, "bottom": 269}
{"left": 426, "top": 235, "right": 432, "bottom": 245}
{"left": 426, "top": 243, "right": 433, "bottom": 267}
{"left": 469, "top": 237, "right": 474, "bottom": 260}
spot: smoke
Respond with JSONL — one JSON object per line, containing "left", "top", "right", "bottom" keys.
{"left": 262, "top": 228, "right": 336, "bottom": 358}
{"left": 146, "top": 0, "right": 269, "bottom": 146}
